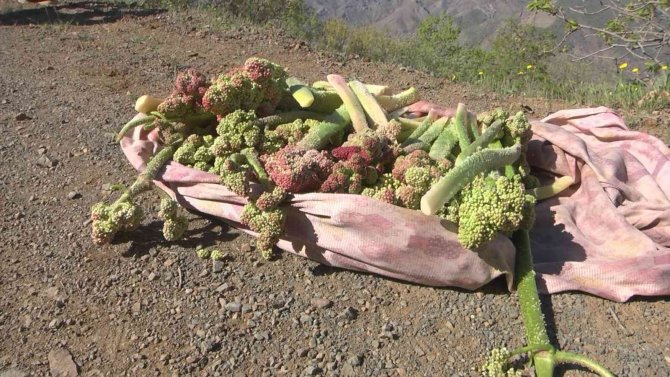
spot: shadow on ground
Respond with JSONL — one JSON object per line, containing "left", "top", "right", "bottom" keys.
{"left": 0, "top": 1, "right": 164, "bottom": 26}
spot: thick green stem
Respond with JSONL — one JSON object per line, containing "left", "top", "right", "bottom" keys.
{"left": 126, "top": 143, "right": 179, "bottom": 198}
{"left": 298, "top": 105, "right": 351, "bottom": 150}
{"left": 401, "top": 111, "right": 436, "bottom": 148}
{"left": 420, "top": 144, "right": 522, "bottom": 215}
{"left": 375, "top": 87, "right": 420, "bottom": 111}
{"left": 455, "top": 120, "right": 504, "bottom": 166}
{"left": 349, "top": 80, "right": 388, "bottom": 128}
{"left": 512, "top": 230, "right": 554, "bottom": 377}
{"left": 286, "top": 77, "right": 315, "bottom": 107}
{"left": 429, "top": 126, "right": 458, "bottom": 160}
{"left": 117, "top": 115, "right": 155, "bottom": 141}
{"left": 453, "top": 103, "right": 471, "bottom": 149}
{"left": 240, "top": 148, "right": 272, "bottom": 190}
{"left": 327, "top": 74, "right": 369, "bottom": 133}
{"left": 257, "top": 111, "right": 328, "bottom": 130}
{"left": 553, "top": 351, "right": 615, "bottom": 377}
{"left": 528, "top": 176, "right": 575, "bottom": 200}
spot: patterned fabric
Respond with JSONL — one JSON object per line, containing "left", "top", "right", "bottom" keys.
{"left": 120, "top": 107, "right": 670, "bottom": 302}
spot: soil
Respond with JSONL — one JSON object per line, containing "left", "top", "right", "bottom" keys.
{"left": 0, "top": 2, "right": 668, "bottom": 377}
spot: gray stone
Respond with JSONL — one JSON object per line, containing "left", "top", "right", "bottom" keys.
{"left": 48, "top": 347, "right": 78, "bottom": 377}
{"left": 225, "top": 302, "right": 241, "bottom": 312}
{"left": 0, "top": 368, "right": 27, "bottom": 377}
{"left": 310, "top": 298, "right": 333, "bottom": 309}
{"left": 348, "top": 355, "right": 363, "bottom": 366}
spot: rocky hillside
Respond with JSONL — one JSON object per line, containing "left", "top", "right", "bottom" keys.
{"left": 304, "top": 0, "right": 604, "bottom": 49}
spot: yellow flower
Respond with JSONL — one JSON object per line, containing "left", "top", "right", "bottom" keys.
{"left": 618, "top": 62, "right": 628, "bottom": 70}
{"left": 662, "top": 65, "right": 668, "bottom": 71}
{"left": 517, "top": 71, "right": 525, "bottom": 75}
{"left": 632, "top": 67, "right": 639, "bottom": 73}
{"left": 526, "top": 64, "right": 533, "bottom": 70}
{"left": 478, "top": 70, "right": 484, "bottom": 75}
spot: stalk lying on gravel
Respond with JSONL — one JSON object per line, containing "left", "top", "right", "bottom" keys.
{"left": 482, "top": 230, "right": 614, "bottom": 377}
{"left": 91, "top": 142, "right": 180, "bottom": 245}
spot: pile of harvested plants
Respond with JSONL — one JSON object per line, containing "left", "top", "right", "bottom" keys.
{"left": 92, "top": 58, "right": 613, "bottom": 377}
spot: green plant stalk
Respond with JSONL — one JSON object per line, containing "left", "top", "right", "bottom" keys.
{"left": 468, "top": 111, "right": 480, "bottom": 140}
{"left": 375, "top": 87, "right": 420, "bottom": 111}
{"left": 395, "top": 117, "right": 422, "bottom": 142}
{"left": 114, "top": 143, "right": 179, "bottom": 205}
{"left": 528, "top": 176, "right": 575, "bottom": 200}
{"left": 286, "top": 77, "right": 315, "bottom": 107}
{"left": 455, "top": 119, "right": 504, "bottom": 165}
{"left": 257, "top": 111, "right": 328, "bottom": 129}
{"left": 420, "top": 144, "right": 522, "bottom": 214}
{"left": 401, "top": 111, "right": 436, "bottom": 148}
{"left": 429, "top": 124, "right": 458, "bottom": 160}
{"left": 116, "top": 115, "right": 155, "bottom": 141}
{"left": 512, "top": 230, "right": 615, "bottom": 376}
{"left": 240, "top": 148, "right": 272, "bottom": 190}
{"left": 307, "top": 89, "right": 343, "bottom": 113}
{"left": 417, "top": 116, "right": 449, "bottom": 145}
{"left": 553, "top": 351, "right": 614, "bottom": 377}
{"left": 349, "top": 80, "right": 388, "bottom": 128}
{"left": 512, "top": 230, "right": 555, "bottom": 377}
{"left": 452, "top": 103, "right": 471, "bottom": 149}
{"left": 298, "top": 105, "right": 352, "bottom": 150}
{"left": 327, "top": 74, "right": 369, "bottom": 132}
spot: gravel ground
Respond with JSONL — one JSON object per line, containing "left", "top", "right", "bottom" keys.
{"left": 0, "top": 2, "right": 668, "bottom": 376}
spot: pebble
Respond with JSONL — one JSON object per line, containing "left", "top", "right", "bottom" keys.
{"left": 348, "top": 354, "right": 363, "bottom": 366}
{"left": 15, "top": 112, "right": 31, "bottom": 121}
{"left": 310, "top": 298, "right": 333, "bottom": 309}
{"left": 212, "top": 260, "right": 224, "bottom": 273}
{"left": 304, "top": 365, "right": 322, "bottom": 375}
{"left": 225, "top": 302, "right": 241, "bottom": 312}
{"left": 48, "top": 347, "right": 78, "bottom": 377}
{"left": 36, "top": 155, "right": 57, "bottom": 168}
{"left": 340, "top": 307, "right": 358, "bottom": 320}
{"left": 66, "top": 191, "right": 80, "bottom": 200}
{"left": 0, "top": 369, "right": 27, "bottom": 377}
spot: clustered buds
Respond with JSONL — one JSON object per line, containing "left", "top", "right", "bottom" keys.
{"left": 158, "top": 198, "right": 188, "bottom": 242}
{"left": 90, "top": 200, "right": 143, "bottom": 245}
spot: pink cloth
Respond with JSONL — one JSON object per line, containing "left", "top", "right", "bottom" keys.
{"left": 528, "top": 107, "right": 670, "bottom": 302}
{"left": 120, "top": 107, "right": 670, "bottom": 302}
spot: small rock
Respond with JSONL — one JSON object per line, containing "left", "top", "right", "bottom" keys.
{"left": 147, "top": 272, "right": 156, "bottom": 281}
{"left": 224, "top": 302, "right": 241, "bottom": 312}
{"left": 340, "top": 307, "right": 358, "bottom": 320}
{"left": 212, "top": 260, "right": 224, "bottom": 273}
{"left": 297, "top": 348, "right": 309, "bottom": 357}
{"left": 310, "top": 298, "right": 333, "bottom": 309}
{"left": 0, "top": 368, "right": 27, "bottom": 377}
{"left": 36, "top": 155, "right": 57, "bottom": 168}
{"left": 348, "top": 355, "right": 363, "bottom": 366}
{"left": 48, "top": 347, "right": 78, "bottom": 377}
{"left": 49, "top": 319, "right": 62, "bottom": 329}
{"left": 215, "top": 283, "right": 230, "bottom": 293}
{"left": 304, "top": 365, "right": 322, "bottom": 375}
{"left": 299, "top": 314, "right": 313, "bottom": 324}
{"left": 15, "top": 112, "right": 31, "bottom": 121}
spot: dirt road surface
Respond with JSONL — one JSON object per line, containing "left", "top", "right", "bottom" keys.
{"left": 1, "top": 2, "right": 668, "bottom": 376}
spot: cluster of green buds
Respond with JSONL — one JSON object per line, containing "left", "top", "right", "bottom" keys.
{"left": 195, "top": 246, "right": 226, "bottom": 261}
{"left": 90, "top": 199, "right": 143, "bottom": 245}
{"left": 158, "top": 198, "right": 188, "bottom": 242}
{"left": 481, "top": 348, "right": 522, "bottom": 377}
